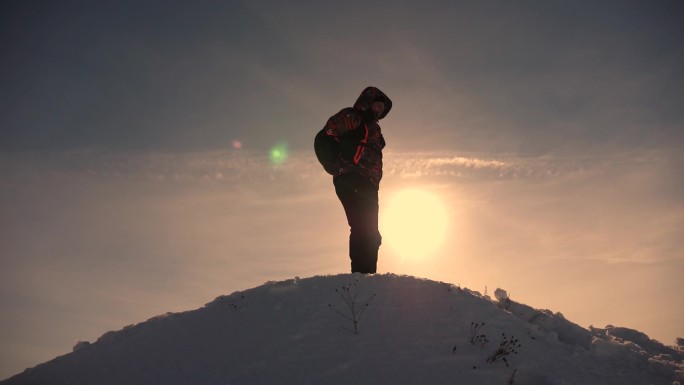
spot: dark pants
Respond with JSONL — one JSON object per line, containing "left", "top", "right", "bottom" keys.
{"left": 334, "top": 173, "right": 382, "bottom": 274}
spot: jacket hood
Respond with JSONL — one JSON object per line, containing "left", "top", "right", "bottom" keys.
{"left": 353, "top": 86, "right": 392, "bottom": 120}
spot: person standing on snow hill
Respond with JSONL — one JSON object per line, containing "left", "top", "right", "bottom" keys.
{"left": 323, "top": 87, "right": 392, "bottom": 274}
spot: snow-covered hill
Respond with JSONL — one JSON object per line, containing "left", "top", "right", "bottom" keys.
{"left": 2, "top": 274, "right": 682, "bottom": 385}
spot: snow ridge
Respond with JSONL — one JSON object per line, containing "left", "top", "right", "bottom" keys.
{"left": 2, "top": 274, "right": 682, "bottom": 385}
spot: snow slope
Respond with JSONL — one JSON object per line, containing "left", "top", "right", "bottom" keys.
{"left": 2, "top": 274, "right": 682, "bottom": 385}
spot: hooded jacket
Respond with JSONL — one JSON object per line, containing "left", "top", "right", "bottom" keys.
{"left": 323, "top": 87, "right": 392, "bottom": 187}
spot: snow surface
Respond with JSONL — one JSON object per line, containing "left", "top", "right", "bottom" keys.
{"left": 2, "top": 274, "right": 682, "bottom": 385}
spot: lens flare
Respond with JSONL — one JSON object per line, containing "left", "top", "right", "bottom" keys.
{"left": 269, "top": 142, "right": 289, "bottom": 165}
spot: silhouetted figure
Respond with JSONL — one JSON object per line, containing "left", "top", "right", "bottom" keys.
{"left": 323, "top": 87, "right": 392, "bottom": 273}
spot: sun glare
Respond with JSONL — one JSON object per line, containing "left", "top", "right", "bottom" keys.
{"left": 381, "top": 189, "right": 448, "bottom": 259}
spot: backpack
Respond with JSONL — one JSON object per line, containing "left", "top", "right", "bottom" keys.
{"left": 314, "top": 124, "right": 369, "bottom": 175}
{"left": 314, "top": 128, "right": 339, "bottom": 175}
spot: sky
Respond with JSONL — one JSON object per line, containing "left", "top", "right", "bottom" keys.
{"left": 1, "top": 0, "right": 683, "bottom": 379}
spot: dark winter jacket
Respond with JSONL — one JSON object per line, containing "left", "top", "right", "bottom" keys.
{"left": 323, "top": 87, "right": 392, "bottom": 187}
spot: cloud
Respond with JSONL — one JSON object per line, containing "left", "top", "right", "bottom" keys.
{"left": 384, "top": 152, "right": 509, "bottom": 179}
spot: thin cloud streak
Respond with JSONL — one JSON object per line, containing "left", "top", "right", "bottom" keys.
{"left": 2, "top": 147, "right": 680, "bottom": 185}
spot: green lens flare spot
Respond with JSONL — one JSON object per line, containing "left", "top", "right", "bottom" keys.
{"left": 269, "top": 143, "right": 289, "bottom": 165}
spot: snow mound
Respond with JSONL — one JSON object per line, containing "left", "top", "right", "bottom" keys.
{"left": 2, "top": 274, "right": 682, "bottom": 385}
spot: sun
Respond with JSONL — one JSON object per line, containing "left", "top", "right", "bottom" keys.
{"left": 380, "top": 189, "right": 448, "bottom": 259}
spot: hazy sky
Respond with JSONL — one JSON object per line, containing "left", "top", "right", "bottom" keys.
{"left": 1, "top": 0, "right": 683, "bottom": 379}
